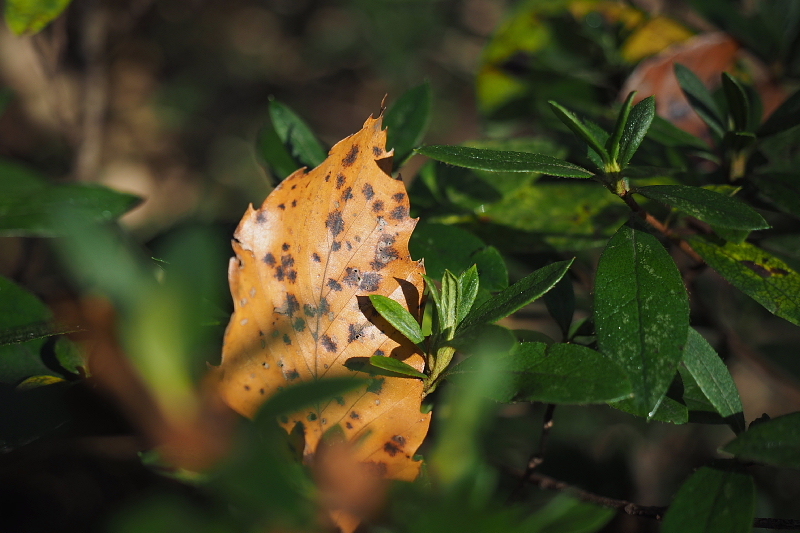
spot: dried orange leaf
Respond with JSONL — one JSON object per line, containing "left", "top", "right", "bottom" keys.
{"left": 211, "top": 115, "right": 431, "bottom": 488}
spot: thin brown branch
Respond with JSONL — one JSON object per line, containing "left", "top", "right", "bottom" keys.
{"left": 620, "top": 192, "right": 705, "bottom": 265}
{"left": 509, "top": 404, "right": 556, "bottom": 500}
{"left": 524, "top": 472, "right": 800, "bottom": 530}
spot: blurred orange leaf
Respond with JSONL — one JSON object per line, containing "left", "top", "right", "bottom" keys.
{"left": 209, "top": 114, "right": 431, "bottom": 529}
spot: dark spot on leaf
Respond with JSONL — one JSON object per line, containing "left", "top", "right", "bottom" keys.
{"left": 327, "top": 278, "right": 343, "bottom": 291}
{"left": 350, "top": 411, "right": 360, "bottom": 420}
{"left": 319, "top": 297, "right": 330, "bottom": 316}
{"left": 263, "top": 253, "right": 276, "bottom": 266}
{"left": 371, "top": 234, "right": 399, "bottom": 270}
{"left": 342, "top": 145, "right": 359, "bottom": 167}
{"left": 291, "top": 200, "right": 297, "bottom": 207}
{"left": 308, "top": 412, "right": 317, "bottom": 421}
{"left": 325, "top": 173, "right": 330, "bottom": 182}
{"left": 360, "top": 272, "right": 382, "bottom": 292}
{"left": 347, "top": 323, "right": 364, "bottom": 343}
{"left": 741, "top": 260, "right": 773, "bottom": 278}
{"left": 275, "top": 266, "right": 285, "bottom": 281}
{"left": 391, "top": 205, "right": 407, "bottom": 220}
{"left": 304, "top": 304, "right": 316, "bottom": 317}
{"left": 384, "top": 442, "right": 401, "bottom": 456}
{"left": 343, "top": 267, "right": 361, "bottom": 287}
{"left": 362, "top": 183, "right": 375, "bottom": 200}
{"left": 392, "top": 435, "right": 405, "bottom": 445}
{"left": 354, "top": 235, "right": 361, "bottom": 243}
{"left": 321, "top": 335, "right": 337, "bottom": 353}
{"left": 287, "top": 294, "right": 299, "bottom": 316}
{"left": 326, "top": 211, "right": 344, "bottom": 237}
{"left": 342, "top": 187, "right": 354, "bottom": 201}
{"left": 283, "top": 334, "right": 291, "bottom": 345}
{"left": 286, "top": 369, "right": 300, "bottom": 380}
{"left": 372, "top": 200, "right": 384, "bottom": 212}
{"left": 282, "top": 243, "right": 290, "bottom": 251}
{"left": 292, "top": 317, "right": 306, "bottom": 332}
{"left": 291, "top": 184, "right": 297, "bottom": 190}
{"left": 367, "top": 377, "right": 384, "bottom": 394}
{"left": 244, "top": 385, "right": 250, "bottom": 391}
{"left": 335, "top": 396, "right": 346, "bottom": 406}
{"left": 336, "top": 173, "right": 346, "bottom": 189}
{"left": 256, "top": 211, "right": 267, "bottom": 223}
{"left": 392, "top": 192, "right": 405, "bottom": 202}
{"left": 346, "top": 241, "right": 353, "bottom": 250}
{"left": 374, "top": 349, "right": 384, "bottom": 356}
{"left": 373, "top": 146, "right": 382, "bottom": 156}
{"left": 260, "top": 388, "right": 265, "bottom": 395}
{"left": 365, "top": 462, "right": 387, "bottom": 476}
{"left": 346, "top": 422, "right": 353, "bottom": 429}
{"left": 312, "top": 253, "right": 321, "bottom": 263}
{"left": 278, "top": 204, "right": 286, "bottom": 210}
{"left": 287, "top": 270, "right": 297, "bottom": 282}
{"left": 281, "top": 255, "right": 294, "bottom": 268}
{"left": 332, "top": 241, "right": 341, "bottom": 251}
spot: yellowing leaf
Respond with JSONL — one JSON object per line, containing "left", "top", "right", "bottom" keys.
{"left": 210, "top": 115, "right": 431, "bottom": 515}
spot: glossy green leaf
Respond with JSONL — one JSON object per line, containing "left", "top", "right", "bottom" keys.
{"left": 661, "top": 467, "right": 755, "bottom": 533}
{"left": 722, "top": 73, "right": 751, "bottom": 132}
{"left": 368, "top": 295, "right": 424, "bottom": 344}
{"left": 722, "top": 412, "right": 800, "bottom": 468}
{"left": 268, "top": 99, "right": 326, "bottom": 169}
{"left": 674, "top": 64, "right": 726, "bottom": 137}
{"left": 5, "top": 0, "right": 71, "bottom": 35}
{"left": 634, "top": 185, "right": 768, "bottom": 230}
{"left": 385, "top": 82, "right": 432, "bottom": 166}
{"left": 257, "top": 121, "right": 300, "bottom": 181}
{"left": 369, "top": 355, "right": 426, "bottom": 379}
{"left": 750, "top": 172, "right": 800, "bottom": 218}
{"left": 543, "top": 274, "right": 574, "bottom": 338}
{"left": 440, "top": 270, "right": 459, "bottom": 334}
{"left": 0, "top": 183, "right": 141, "bottom": 237}
{"left": 682, "top": 329, "right": 745, "bottom": 434}
{"left": 548, "top": 101, "right": 609, "bottom": 163}
{"left": 606, "top": 92, "right": 636, "bottom": 163}
{"left": 0, "top": 276, "right": 56, "bottom": 383}
{"left": 54, "top": 337, "right": 86, "bottom": 376}
{"left": 457, "top": 265, "right": 480, "bottom": 324}
{"left": 618, "top": 96, "right": 656, "bottom": 166}
{"left": 495, "top": 342, "right": 632, "bottom": 404}
{"left": 611, "top": 395, "right": 688, "bottom": 424}
{"left": 457, "top": 259, "right": 574, "bottom": 336}
{"left": 758, "top": 87, "right": 800, "bottom": 137}
{"left": 409, "top": 223, "right": 507, "bottom": 291}
{"left": 415, "top": 145, "right": 594, "bottom": 178}
{"left": 688, "top": 236, "right": 800, "bottom": 326}
{"left": 595, "top": 223, "right": 689, "bottom": 417}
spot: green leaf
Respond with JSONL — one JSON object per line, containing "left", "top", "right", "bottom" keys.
{"left": 634, "top": 185, "right": 769, "bottom": 230}
{"left": 5, "top": 0, "right": 72, "bottom": 35}
{"left": 268, "top": 99, "right": 327, "bottom": 169}
{"left": 722, "top": 412, "right": 800, "bottom": 468}
{"left": 543, "top": 274, "right": 574, "bottom": 338}
{"left": 0, "top": 276, "right": 56, "bottom": 383}
{"left": 257, "top": 377, "right": 368, "bottom": 419}
{"left": 682, "top": 329, "right": 745, "bottom": 434}
{"left": 647, "top": 114, "right": 709, "bottom": 149}
{"left": 721, "top": 73, "right": 751, "bottom": 132}
{"left": 409, "top": 223, "right": 507, "bottom": 291}
{"left": 749, "top": 172, "right": 800, "bottom": 218}
{"left": 257, "top": 121, "right": 300, "bottom": 181}
{"left": 674, "top": 64, "right": 726, "bottom": 137}
{"left": 457, "top": 265, "right": 480, "bottom": 325}
{"left": 606, "top": 91, "right": 636, "bottom": 163}
{"left": 0, "top": 183, "right": 141, "bottom": 237}
{"left": 0, "top": 321, "right": 80, "bottom": 346}
{"left": 758, "top": 87, "right": 800, "bottom": 137}
{"left": 368, "top": 355, "right": 426, "bottom": 379}
{"left": 595, "top": 223, "right": 689, "bottom": 417}
{"left": 457, "top": 259, "right": 574, "bottom": 336}
{"left": 385, "top": 82, "right": 432, "bottom": 166}
{"left": 548, "top": 101, "right": 609, "bottom": 163}
{"left": 611, "top": 395, "right": 689, "bottom": 424}
{"left": 661, "top": 467, "right": 755, "bottom": 533}
{"left": 415, "top": 145, "right": 594, "bottom": 178}
{"left": 54, "top": 337, "right": 87, "bottom": 376}
{"left": 495, "top": 342, "right": 632, "bottom": 404}
{"left": 439, "top": 270, "right": 459, "bottom": 334}
{"left": 521, "top": 494, "right": 615, "bottom": 533}
{"left": 688, "top": 236, "right": 800, "bottom": 326}
{"left": 618, "top": 96, "right": 656, "bottom": 166}
{"left": 368, "top": 295, "right": 424, "bottom": 344}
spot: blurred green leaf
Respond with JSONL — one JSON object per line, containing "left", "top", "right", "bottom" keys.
{"left": 369, "top": 294, "right": 424, "bottom": 344}
{"left": 750, "top": 172, "right": 800, "bottom": 218}
{"left": 269, "top": 99, "right": 326, "bottom": 169}
{"left": 410, "top": 223, "right": 508, "bottom": 291}
{"left": 385, "top": 82, "right": 432, "bottom": 167}
{"left": 522, "top": 494, "right": 615, "bottom": 533}
{"left": 646, "top": 114, "right": 709, "bottom": 149}
{"left": 722, "top": 412, "right": 800, "bottom": 468}
{"left": 257, "top": 377, "right": 367, "bottom": 419}
{"left": 721, "top": 73, "right": 751, "bottom": 132}
{"left": 595, "top": 223, "right": 689, "bottom": 417}
{"left": 662, "top": 467, "right": 755, "bottom": 533}
{"left": 257, "top": 120, "right": 300, "bottom": 181}
{"left": 682, "top": 329, "right": 745, "bottom": 434}
{"left": 674, "top": 64, "right": 726, "bottom": 137}
{"left": 0, "top": 182, "right": 141, "bottom": 237}
{"left": 634, "top": 184, "right": 769, "bottom": 230}
{"left": 4, "top": 0, "right": 71, "bottom": 35}
{"left": 618, "top": 96, "right": 656, "bottom": 167}
{"left": 542, "top": 274, "right": 574, "bottom": 338}
{"left": 416, "top": 145, "right": 594, "bottom": 178}
{"left": 758, "top": 87, "right": 800, "bottom": 138}
{"left": 457, "top": 259, "right": 574, "bottom": 336}
{"left": 369, "top": 356, "right": 426, "bottom": 379}
{"left": 548, "top": 101, "right": 609, "bottom": 164}
{"left": 497, "top": 342, "right": 632, "bottom": 404}
{"left": 688, "top": 236, "right": 800, "bottom": 326}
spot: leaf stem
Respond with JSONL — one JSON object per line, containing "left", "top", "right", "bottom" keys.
{"left": 509, "top": 404, "right": 556, "bottom": 500}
